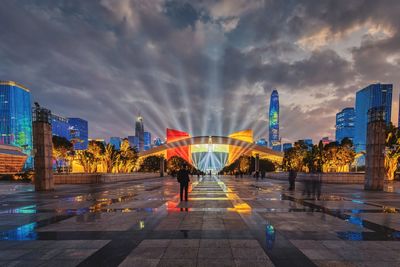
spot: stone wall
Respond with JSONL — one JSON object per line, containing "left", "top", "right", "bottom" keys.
{"left": 54, "top": 172, "right": 162, "bottom": 184}
{"left": 266, "top": 172, "right": 365, "bottom": 184}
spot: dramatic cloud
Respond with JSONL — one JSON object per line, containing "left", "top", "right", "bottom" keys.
{"left": 1, "top": 0, "right": 400, "bottom": 144}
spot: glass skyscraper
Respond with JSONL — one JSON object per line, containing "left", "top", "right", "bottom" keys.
{"left": 51, "top": 114, "right": 70, "bottom": 140}
{"left": 109, "top": 137, "right": 121, "bottom": 150}
{"left": 0, "top": 81, "right": 33, "bottom": 168}
{"left": 144, "top": 131, "right": 151, "bottom": 151}
{"left": 269, "top": 90, "right": 280, "bottom": 151}
{"left": 135, "top": 115, "right": 144, "bottom": 151}
{"left": 335, "top": 107, "right": 355, "bottom": 143}
{"left": 128, "top": 135, "right": 139, "bottom": 150}
{"left": 68, "top": 118, "right": 88, "bottom": 150}
{"left": 354, "top": 83, "right": 392, "bottom": 153}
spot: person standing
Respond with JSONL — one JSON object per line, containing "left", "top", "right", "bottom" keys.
{"left": 177, "top": 164, "right": 190, "bottom": 202}
{"left": 288, "top": 169, "right": 297, "bottom": 191}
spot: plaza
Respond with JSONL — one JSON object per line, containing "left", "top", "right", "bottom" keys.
{"left": 1, "top": 175, "right": 400, "bottom": 267}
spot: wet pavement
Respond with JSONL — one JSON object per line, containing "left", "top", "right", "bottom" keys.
{"left": 1, "top": 176, "right": 400, "bottom": 266}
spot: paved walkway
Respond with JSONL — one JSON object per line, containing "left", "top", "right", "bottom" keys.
{"left": 1, "top": 176, "right": 400, "bottom": 266}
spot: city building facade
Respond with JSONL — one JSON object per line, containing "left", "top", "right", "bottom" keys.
{"left": 0, "top": 81, "right": 33, "bottom": 168}
{"left": 144, "top": 131, "right": 151, "bottom": 151}
{"left": 68, "top": 118, "right": 88, "bottom": 150}
{"left": 135, "top": 115, "right": 144, "bottom": 151}
{"left": 282, "top": 143, "right": 292, "bottom": 152}
{"left": 255, "top": 138, "right": 268, "bottom": 146}
{"left": 269, "top": 90, "right": 280, "bottom": 151}
{"left": 128, "top": 135, "right": 139, "bottom": 150}
{"left": 354, "top": 83, "right": 392, "bottom": 152}
{"left": 335, "top": 107, "right": 355, "bottom": 143}
{"left": 109, "top": 137, "right": 121, "bottom": 150}
{"left": 51, "top": 114, "right": 70, "bottom": 140}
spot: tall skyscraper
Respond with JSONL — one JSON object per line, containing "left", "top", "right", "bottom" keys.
{"left": 135, "top": 115, "right": 144, "bottom": 151}
{"left": 269, "top": 90, "right": 280, "bottom": 151}
{"left": 335, "top": 107, "right": 355, "bottom": 143}
{"left": 354, "top": 83, "right": 392, "bottom": 153}
{"left": 144, "top": 131, "right": 151, "bottom": 151}
{"left": 109, "top": 137, "right": 121, "bottom": 150}
{"left": 51, "top": 113, "right": 70, "bottom": 140}
{"left": 68, "top": 118, "right": 88, "bottom": 150}
{"left": 0, "top": 81, "right": 33, "bottom": 168}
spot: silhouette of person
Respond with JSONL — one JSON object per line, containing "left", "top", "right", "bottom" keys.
{"left": 288, "top": 169, "right": 297, "bottom": 191}
{"left": 177, "top": 164, "right": 190, "bottom": 202}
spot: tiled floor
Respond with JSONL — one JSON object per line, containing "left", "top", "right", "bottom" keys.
{"left": 1, "top": 176, "right": 400, "bottom": 266}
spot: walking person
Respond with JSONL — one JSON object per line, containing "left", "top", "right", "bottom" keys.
{"left": 177, "top": 164, "right": 190, "bottom": 202}
{"left": 288, "top": 169, "right": 297, "bottom": 191}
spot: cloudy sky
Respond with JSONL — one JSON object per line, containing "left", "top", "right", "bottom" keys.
{"left": 1, "top": 0, "right": 400, "bottom": 143}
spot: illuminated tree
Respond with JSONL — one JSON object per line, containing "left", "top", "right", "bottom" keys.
{"left": 385, "top": 123, "right": 400, "bottom": 181}
{"left": 239, "top": 156, "right": 251, "bottom": 174}
{"left": 75, "top": 150, "right": 96, "bottom": 173}
{"left": 102, "top": 144, "right": 118, "bottom": 173}
{"left": 283, "top": 141, "right": 308, "bottom": 171}
{"left": 52, "top": 136, "right": 73, "bottom": 172}
{"left": 167, "top": 156, "right": 187, "bottom": 176}
{"left": 115, "top": 139, "right": 138, "bottom": 173}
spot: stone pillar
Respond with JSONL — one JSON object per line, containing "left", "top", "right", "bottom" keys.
{"left": 364, "top": 107, "right": 386, "bottom": 191}
{"left": 160, "top": 155, "right": 165, "bottom": 177}
{"left": 33, "top": 106, "right": 54, "bottom": 191}
{"left": 255, "top": 154, "right": 260, "bottom": 172}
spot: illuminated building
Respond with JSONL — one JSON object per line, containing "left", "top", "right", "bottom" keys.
{"left": 128, "top": 135, "right": 139, "bottom": 150}
{"left": 166, "top": 128, "right": 191, "bottom": 162}
{"left": 0, "top": 81, "right": 33, "bottom": 168}
{"left": 51, "top": 114, "right": 70, "bottom": 140}
{"left": 68, "top": 118, "right": 88, "bottom": 150}
{"left": 321, "top": 137, "right": 334, "bottom": 145}
{"left": 282, "top": 143, "right": 292, "bottom": 152}
{"left": 140, "top": 129, "right": 283, "bottom": 172}
{"left": 144, "top": 131, "right": 151, "bottom": 151}
{"left": 269, "top": 90, "right": 280, "bottom": 151}
{"left": 135, "top": 115, "right": 144, "bottom": 151}
{"left": 354, "top": 83, "right": 392, "bottom": 153}
{"left": 0, "top": 144, "right": 28, "bottom": 173}
{"left": 255, "top": 138, "right": 268, "bottom": 146}
{"left": 109, "top": 137, "right": 121, "bottom": 150}
{"left": 335, "top": 107, "right": 355, "bottom": 143}
{"left": 153, "top": 137, "right": 163, "bottom": 146}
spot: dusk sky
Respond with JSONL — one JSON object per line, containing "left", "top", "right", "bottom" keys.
{"left": 1, "top": 0, "right": 400, "bottom": 143}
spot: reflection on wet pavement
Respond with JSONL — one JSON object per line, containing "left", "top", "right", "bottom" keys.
{"left": 2, "top": 176, "right": 400, "bottom": 266}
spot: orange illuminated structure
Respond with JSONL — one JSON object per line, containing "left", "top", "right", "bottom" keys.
{"left": 166, "top": 128, "right": 191, "bottom": 163}
{"left": 0, "top": 144, "right": 28, "bottom": 173}
{"left": 139, "top": 129, "right": 283, "bottom": 171}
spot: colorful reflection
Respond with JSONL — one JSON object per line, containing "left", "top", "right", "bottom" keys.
{"left": 0, "top": 222, "right": 37, "bottom": 240}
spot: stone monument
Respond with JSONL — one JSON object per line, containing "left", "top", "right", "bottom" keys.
{"left": 364, "top": 107, "right": 386, "bottom": 191}
{"left": 33, "top": 103, "right": 54, "bottom": 191}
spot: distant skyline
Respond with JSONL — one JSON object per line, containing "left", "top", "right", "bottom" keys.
{"left": 1, "top": 1, "right": 400, "bottom": 143}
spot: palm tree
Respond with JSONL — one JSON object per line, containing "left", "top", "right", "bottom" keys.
{"left": 102, "top": 144, "right": 118, "bottom": 173}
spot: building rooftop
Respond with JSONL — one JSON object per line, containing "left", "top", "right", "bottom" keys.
{"left": 0, "top": 80, "right": 30, "bottom": 92}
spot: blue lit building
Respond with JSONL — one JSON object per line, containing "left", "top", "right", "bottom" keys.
{"left": 68, "top": 118, "right": 88, "bottom": 150}
{"left": 144, "top": 131, "right": 151, "bottom": 151}
{"left": 128, "top": 135, "right": 139, "bottom": 150}
{"left": 255, "top": 138, "right": 268, "bottom": 146}
{"left": 135, "top": 115, "right": 144, "bottom": 151}
{"left": 335, "top": 107, "right": 355, "bottom": 143}
{"left": 282, "top": 143, "right": 292, "bottom": 152}
{"left": 51, "top": 114, "right": 70, "bottom": 140}
{"left": 0, "top": 81, "right": 33, "bottom": 168}
{"left": 153, "top": 137, "right": 163, "bottom": 146}
{"left": 109, "top": 137, "right": 121, "bottom": 150}
{"left": 269, "top": 90, "right": 280, "bottom": 151}
{"left": 354, "top": 83, "right": 392, "bottom": 153}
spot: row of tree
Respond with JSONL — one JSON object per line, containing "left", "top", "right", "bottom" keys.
{"left": 221, "top": 155, "right": 275, "bottom": 175}
{"left": 283, "top": 138, "right": 356, "bottom": 173}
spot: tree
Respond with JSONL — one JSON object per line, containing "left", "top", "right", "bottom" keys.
{"left": 75, "top": 150, "right": 96, "bottom": 173}
{"left": 259, "top": 159, "right": 275, "bottom": 172}
{"left": 239, "top": 156, "right": 251, "bottom": 174}
{"left": 102, "top": 144, "right": 118, "bottom": 173}
{"left": 115, "top": 139, "right": 138, "bottom": 173}
{"left": 385, "top": 123, "right": 400, "bottom": 181}
{"left": 52, "top": 136, "right": 73, "bottom": 172}
{"left": 283, "top": 142, "right": 308, "bottom": 171}
{"left": 167, "top": 156, "right": 188, "bottom": 176}
{"left": 139, "top": 155, "right": 162, "bottom": 172}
